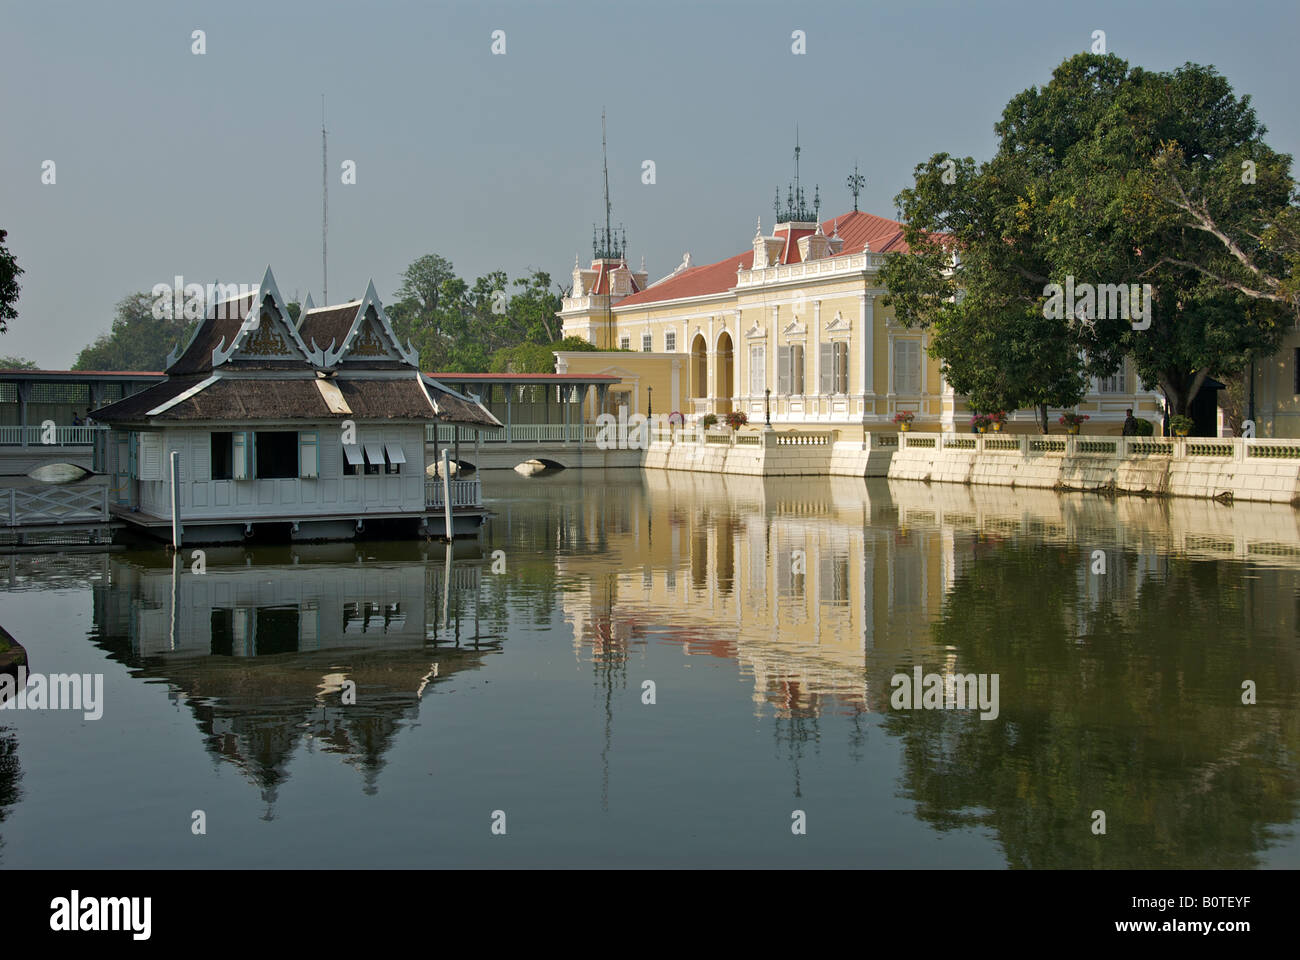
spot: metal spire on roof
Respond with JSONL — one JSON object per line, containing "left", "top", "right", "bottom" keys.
{"left": 322, "top": 95, "right": 328, "bottom": 305}
{"left": 592, "top": 109, "right": 626, "bottom": 261}
{"left": 774, "top": 127, "right": 819, "bottom": 223}
{"left": 847, "top": 160, "right": 865, "bottom": 213}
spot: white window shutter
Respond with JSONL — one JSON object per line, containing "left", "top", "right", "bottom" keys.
{"left": 232, "top": 432, "right": 249, "bottom": 480}
{"left": 299, "top": 431, "right": 319, "bottom": 478}
{"left": 819, "top": 343, "right": 834, "bottom": 394}
{"left": 778, "top": 345, "right": 790, "bottom": 395}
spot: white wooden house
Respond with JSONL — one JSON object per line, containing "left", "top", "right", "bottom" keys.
{"left": 91, "top": 268, "right": 500, "bottom": 544}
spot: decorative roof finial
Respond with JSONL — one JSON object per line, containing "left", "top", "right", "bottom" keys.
{"left": 847, "top": 160, "right": 866, "bottom": 213}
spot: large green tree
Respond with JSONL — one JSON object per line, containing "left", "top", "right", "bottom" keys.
{"left": 388, "top": 255, "right": 566, "bottom": 372}
{"left": 0, "top": 229, "right": 22, "bottom": 334}
{"left": 73, "top": 292, "right": 195, "bottom": 371}
{"left": 883, "top": 54, "right": 1296, "bottom": 422}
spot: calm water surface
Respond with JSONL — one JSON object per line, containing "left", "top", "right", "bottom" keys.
{"left": 1, "top": 470, "right": 1297, "bottom": 868}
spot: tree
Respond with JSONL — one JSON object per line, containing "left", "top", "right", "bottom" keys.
{"left": 73, "top": 292, "right": 196, "bottom": 371}
{"left": 882, "top": 54, "right": 1295, "bottom": 420}
{"left": 490, "top": 342, "right": 554, "bottom": 374}
{"left": 0, "top": 356, "right": 38, "bottom": 370}
{"left": 0, "top": 229, "right": 22, "bottom": 334}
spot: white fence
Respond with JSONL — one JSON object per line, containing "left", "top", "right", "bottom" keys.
{"left": 892, "top": 432, "right": 1300, "bottom": 461}
{"left": 5, "top": 485, "right": 110, "bottom": 526}
{"left": 0, "top": 424, "right": 107, "bottom": 446}
{"left": 425, "top": 478, "right": 483, "bottom": 509}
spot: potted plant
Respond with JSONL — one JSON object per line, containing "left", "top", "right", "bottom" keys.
{"left": 970, "top": 413, "right": 993, "bottom": 434}
{"left": 990, "top": 410, "right": 1008, "bottom": 432}
{"left": 1058, "top": 412, "right": 1090, "bottom": 435}
{"left": 701, "top": 413, "right": 718, "bottom": 430}
{"left": 892, "top": 411, "right": 915, "bottom": 433}
{"left": 1170, "top": 414, "right": 1194, "bottom": 437}
{"left": 723, "top": 411, "right": 749, "bottom": 432}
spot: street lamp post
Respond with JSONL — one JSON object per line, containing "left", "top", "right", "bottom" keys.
{"left": 765, "top": 388, "right": 772, "bottom": 431}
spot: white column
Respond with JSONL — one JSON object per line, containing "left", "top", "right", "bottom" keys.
{"left": 920, "top": 331, "right": 928, "bottom": 399}
{"left": 732, "top": 312, "right": 742, "bottom": 409}
{"left": 862, "top": 293, "right": 875, "bottom": 396}
{"left": 813, "top": 299, "right": 822, "bottom": 415}
{"left": 707, "top": 315, "right": 715, "bottom": 405}
{"left": 770, "top": 305, "right": 779, "bottom": 402}
{"left": 887, "top": 332, "right": 895, "bottom": 396}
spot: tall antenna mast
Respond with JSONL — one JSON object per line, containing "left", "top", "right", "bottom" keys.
{"left": 602, "top": 108, "right": 612, "bottom": 251}
{"left": 321, "top": 95, "right": 328, "bottom": 305}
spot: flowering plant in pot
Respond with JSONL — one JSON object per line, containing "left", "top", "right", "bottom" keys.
{"left": 970, "top": 413, "right": 993, "bottom": 433}
{"left": 1169, "top": 414, "right": 1194, "bottom": 437}
{"left": 1058, "top": 412, "right": 1090, "bottom": 434}
{"left": 990, "top": 410, "right": 1008, "bottom": 431}
{"left": 892, "top": 411, "right": 915, "bottom": 432}
{"left": 723, "top": 411, "right": 749, "bottom": 432}
{"left": 701, "top": 413, "right": 718, "bottom": 430}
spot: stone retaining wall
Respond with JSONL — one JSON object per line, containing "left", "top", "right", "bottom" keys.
{"left": 887, "top": 434, "right": 1300, "bottom": 504}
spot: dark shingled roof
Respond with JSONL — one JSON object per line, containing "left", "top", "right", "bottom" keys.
{"left": 167, "top": 294, "right": 256, "bottom": 375}
{"left": 90, "top": 374, "right": 501, "bottom": 428}
{"left": 297, "top": 302, "right": 359, "bottom": 353}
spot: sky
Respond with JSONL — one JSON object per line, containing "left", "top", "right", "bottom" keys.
{"left": 2, "top": 0, "right": 1298, "bottom": 367}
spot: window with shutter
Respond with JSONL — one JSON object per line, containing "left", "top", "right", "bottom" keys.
{"left": 1097, "top": 359, "right": 1126, "bottom": 394}
{"left": 750, "top": 344, "right": 766, "bottom": 395}
{"left": 819, "top": 343, "right": 834, "bottom": 394}
{"left": 894, "top": 340, "right": 920, "bottom": 395}
{"left": 791, "top": 344, "right": 805, "bottom": 394}
{"left": 778, "top": 345, "right": 791, "bottom": 394}
{"left": 136, "top": 433, "right": 163, "bottom": 481}
{"left": 232, "top": 431, "right": 250, "bottom": 480}
{"left": 299, "top": 432, "right": 319, "bottom": 478}
{"left": 833, "top": 342, "right": 849, "bottom": 394}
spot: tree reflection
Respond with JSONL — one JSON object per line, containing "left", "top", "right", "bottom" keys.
{"left": 882, "top": 541, "right": 1300, "bottom": 868}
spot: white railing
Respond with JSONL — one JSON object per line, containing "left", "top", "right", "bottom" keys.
{"left": 425, "top": 478, "right": 483, "bottom": 509}
{"left": 0, "top": 424, "right": 108, "bottom": 446}
{"left": 735, "top": 250, "right": 887, "bottom": 288}
{"left": 5, "top": 485, "right": 109, "bottom": 526}
{"left": 873, "top": 432, "right": 1300, "bottom": 462}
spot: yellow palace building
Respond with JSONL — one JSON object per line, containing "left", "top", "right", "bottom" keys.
{"left": 557, "top": 159, "right": 1163, "bottom": 436}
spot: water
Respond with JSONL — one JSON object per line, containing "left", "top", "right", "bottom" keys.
{"left": 1, "top": 470, "right": 1297, "bottom": 868}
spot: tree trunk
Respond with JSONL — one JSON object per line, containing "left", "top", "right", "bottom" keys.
{"left": 1037, "top": 403, "right": 1050, "bottom": 434}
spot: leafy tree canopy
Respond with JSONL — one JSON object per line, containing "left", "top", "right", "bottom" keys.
{"left": 882, "top": 53, "right": 1296, "bottom": 422}
{"left": 72, "top": 292, "right": 195, "bottom": 371}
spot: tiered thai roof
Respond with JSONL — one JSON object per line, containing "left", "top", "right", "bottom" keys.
{"left": 92, "top": 268, "right": 500, "bottom": 429}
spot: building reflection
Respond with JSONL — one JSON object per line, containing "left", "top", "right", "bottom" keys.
{"left": 89, "top": 544, "right": 498, "bottom": 815}
{"left": 545, "top": 470, "right": 1300, "bottom": 866}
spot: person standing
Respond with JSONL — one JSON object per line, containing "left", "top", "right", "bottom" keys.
{"left": 1121, "top": 408, "right": 1139, "bottom": 436}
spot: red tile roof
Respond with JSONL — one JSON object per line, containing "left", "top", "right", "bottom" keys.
{"left": 614, "top": 210, "right": 912, "bottom": 309}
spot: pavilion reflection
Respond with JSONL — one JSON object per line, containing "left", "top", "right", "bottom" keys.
{"left": 89, "top": 543, "right": 498, "bottom": 814}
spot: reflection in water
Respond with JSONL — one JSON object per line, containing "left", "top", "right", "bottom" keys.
{"left": 0, "top": 724, "right": 18, "bottom": 857}
{"left": 0, "top": 471, "right": 1297, "bottom": 866}
{"left": 87, "top": 543, "right": 502, "bottom": 816}
{"left": 496, "top": 470, "right": 1300, "bottom": 867}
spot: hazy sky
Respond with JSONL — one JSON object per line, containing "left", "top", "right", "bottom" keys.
{"left": 2, "top": 0, "right": 1297, "bottom": 367}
